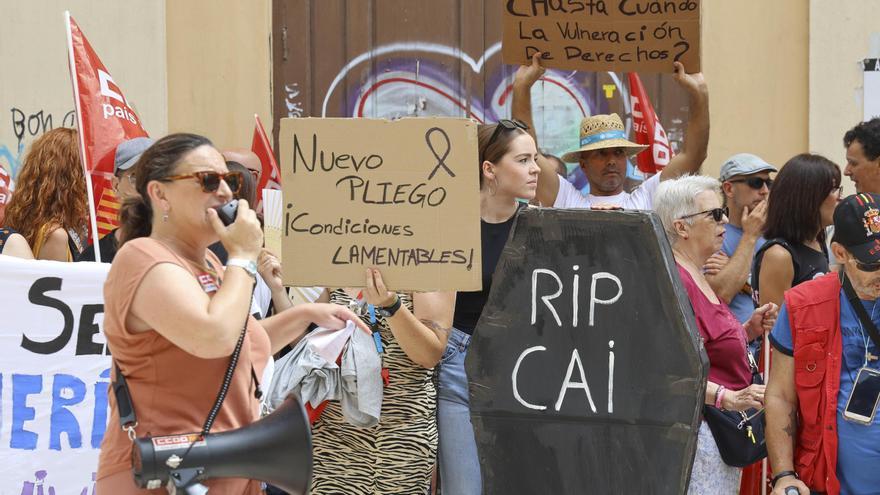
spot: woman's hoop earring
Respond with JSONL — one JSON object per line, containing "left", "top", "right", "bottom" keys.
{"left": 489, "top": 178, "right": 498, "bottom": 196}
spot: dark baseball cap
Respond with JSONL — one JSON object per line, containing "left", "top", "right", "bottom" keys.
{"left": 113, "top": 137, "right": 154, "bottom": 176}
{"left": 833, "top": 193, "right": 880, "bottom": 264}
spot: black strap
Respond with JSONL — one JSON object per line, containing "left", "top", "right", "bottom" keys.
{"left": 770, "top": 470, "right": 799, "bottom": 488}
{"left": 113, "top": 283, "right": 255, "bottom": 436}
{"left": 755, "top": 239, "right": 801, "bottom": 286}
{"left": 842, "top": 273, "right": 880, "bottom": 350}
{"left": 112, "top": 325, "right": 247, "bottom": 434}
{"left": 199, "top": 326, "right": 247, "bottom": 435}
{"left": 113, "top": 363, "right": 137, "bottom": 427}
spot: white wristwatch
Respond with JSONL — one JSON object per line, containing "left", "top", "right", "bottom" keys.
{"left": 227, "top": 258, "right": 258, "bottom": 278}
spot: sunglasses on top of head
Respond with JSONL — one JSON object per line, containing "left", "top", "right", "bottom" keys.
{"left": 728, "top": 177, "right": 773, "bottom": 190}
{"left": 486, "top": 119, "right": 529, "bottom": 147}
{"left": 481, "top": 119, "right": 530, "bottom": 163}
{"left": 162, "top": 171, "right": 243, "bottom": 194}
{"left": 679, "top": 206, "right": 729, "bottom": 223}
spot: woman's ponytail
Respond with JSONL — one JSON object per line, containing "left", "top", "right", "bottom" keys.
{"left": 116, "top": 133, "right": 214, "bottom": 246}
{"left": 118, "top": 195, "right": 153, "bottom": 246}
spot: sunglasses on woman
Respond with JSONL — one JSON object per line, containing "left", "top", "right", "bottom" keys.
{"left": 728, "top": 177, "right": 773, "bottom": 190}
{"left": 163, "top": 171, "right": 243, "bottom": 194}
{"left": 679, "top": 206, "right": 729, "bottom": 223}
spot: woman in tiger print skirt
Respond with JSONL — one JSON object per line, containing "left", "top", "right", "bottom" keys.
{"left": 309, "top": 268, "right": 455, "bottom": 495}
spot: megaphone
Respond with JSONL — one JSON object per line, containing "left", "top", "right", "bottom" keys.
{"left": 131, "top": 395, "right": 312, "bottom": 494}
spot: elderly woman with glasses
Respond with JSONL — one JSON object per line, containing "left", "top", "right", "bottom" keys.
{"left": 655, "top": 175, "right": 778, "bottom": 493}
{"left": 96, "top": 133, "right": 367, "bottom": 493}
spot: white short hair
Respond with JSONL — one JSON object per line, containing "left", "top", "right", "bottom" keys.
{"left": 654, "top": 175, "right": 721, "bottom": 244}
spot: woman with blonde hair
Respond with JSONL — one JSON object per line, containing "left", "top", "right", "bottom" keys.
{"left": 5, "top": 128, "right": 89, "bottom": 261}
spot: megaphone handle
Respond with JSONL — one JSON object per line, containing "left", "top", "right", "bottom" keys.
{"left": 167, "top": 468, "right": 208, "bottom": 494}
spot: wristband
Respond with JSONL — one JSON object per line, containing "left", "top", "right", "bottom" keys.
{"left": 376, "top": 295, "right": 402, "bottom": 318}
{"left": 227, "top": 258, "right": 258, "bottom": 278}
{"left": 714, "top": 385, "right": 726, "bottom": 409}
{"left": 770, "top": 470, "right": 799, "bottom": 488}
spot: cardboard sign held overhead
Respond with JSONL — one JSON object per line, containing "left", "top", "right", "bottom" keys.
{"left": 279, "top": 118, "right": 481, "bottom": 291}
{"left": 502, "top": 0, "right": 701, "bottom": 73}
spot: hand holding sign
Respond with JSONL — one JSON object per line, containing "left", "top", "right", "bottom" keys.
{"left": 514, "top": 52, "right": 546, "bottom": 89}
{"left": 364, "top": 268, "right": 398, "bottom": 308}
{"left": 671, "top": 61, "right": 707, "bottom": 96}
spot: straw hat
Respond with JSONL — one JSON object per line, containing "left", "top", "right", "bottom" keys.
{"left": 560, "top": 114, "right": 648, "bottom": 163}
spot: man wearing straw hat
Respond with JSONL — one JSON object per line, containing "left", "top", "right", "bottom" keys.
{"left": 513, "top": 55, "right": 709, "bottom": 210}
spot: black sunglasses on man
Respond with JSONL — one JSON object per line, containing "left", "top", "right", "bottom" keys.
{"left": 728, "top": 177, "right": 773, "bottom": 190}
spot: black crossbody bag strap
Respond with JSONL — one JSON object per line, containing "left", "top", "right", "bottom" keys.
{"left": 842, "top": 273, "right": 880, "bottom": 349}
{"left": 111, "top": 326, "right": 247, "bottom": 437}
{"left": 111, "top": 280, "right": 255, "bottom": 439}
{"left": 113, "top": 362, "right": 138, "bottom": 429}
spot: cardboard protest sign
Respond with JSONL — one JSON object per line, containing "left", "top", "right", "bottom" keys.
{"left": 466, "top": 208, "right": 707, "bottom": 494}
{"left": 279, "top": 118, "right": 481, "bottom": 291}
{"left": 0, "top": 256, "right": 111, "bottom": 493}
{"left": 502, "top": 0, "right": 701, "bottom": 73}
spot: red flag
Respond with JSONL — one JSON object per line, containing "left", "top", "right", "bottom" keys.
{"left": 0, "top": 166, "right": 11, "bottom": 224}
{"left": 628, "top": 73, "right": 674, "bottom": 174}
{"left": 66, "top": 12, "right": 149, "bottom": 254}
{"left": 251, "top": 114, "right": 282, "bottom": 212}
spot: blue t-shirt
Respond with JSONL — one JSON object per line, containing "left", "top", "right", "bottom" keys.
{"left": 770, "top": 293, "right": 880, "bottom": 495}
{"left": 721, "top": 224, "right": 766, "bottom": 324}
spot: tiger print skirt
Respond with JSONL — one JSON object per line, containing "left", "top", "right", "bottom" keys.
{"left": 309, "top": 291, "right": 438, "bottom": 495}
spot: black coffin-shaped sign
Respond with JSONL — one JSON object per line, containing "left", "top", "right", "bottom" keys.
{"left": 466, "top": 208, "right": 708, "bottom": 495}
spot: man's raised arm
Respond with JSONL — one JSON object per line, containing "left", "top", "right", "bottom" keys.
{"left": 660, "top": 61, "right": 709, "bottom": 181}
{"left": 512, "top": 53, "right": 561, "bottom": 207}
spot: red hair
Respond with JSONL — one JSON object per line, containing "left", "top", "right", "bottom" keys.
{"left": 5, "top": 128, "right": 89, "bottom": 246}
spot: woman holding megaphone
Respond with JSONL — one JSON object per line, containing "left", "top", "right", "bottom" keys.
{"left": 96, "top": 133, "right": 367, "bottom": 494}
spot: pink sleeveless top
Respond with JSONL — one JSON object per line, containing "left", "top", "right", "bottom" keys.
{"left": 677, "top": 263, "right": 752, "bottom": 390}
{"left": 97, "top": 237, "right": 269, "bottom": 494}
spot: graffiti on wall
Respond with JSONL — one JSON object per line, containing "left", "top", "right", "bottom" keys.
{"left": 284, "top": 83, "right": 304, "bottom": 118}
{"left": 320, "top": 42, "right": 608, "bottom": 156}
{"left": 1, "top": 107, "right": 77, "bottom": 182}
{"left": 304, "top": 41, "right": 674, "bottom": 190}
